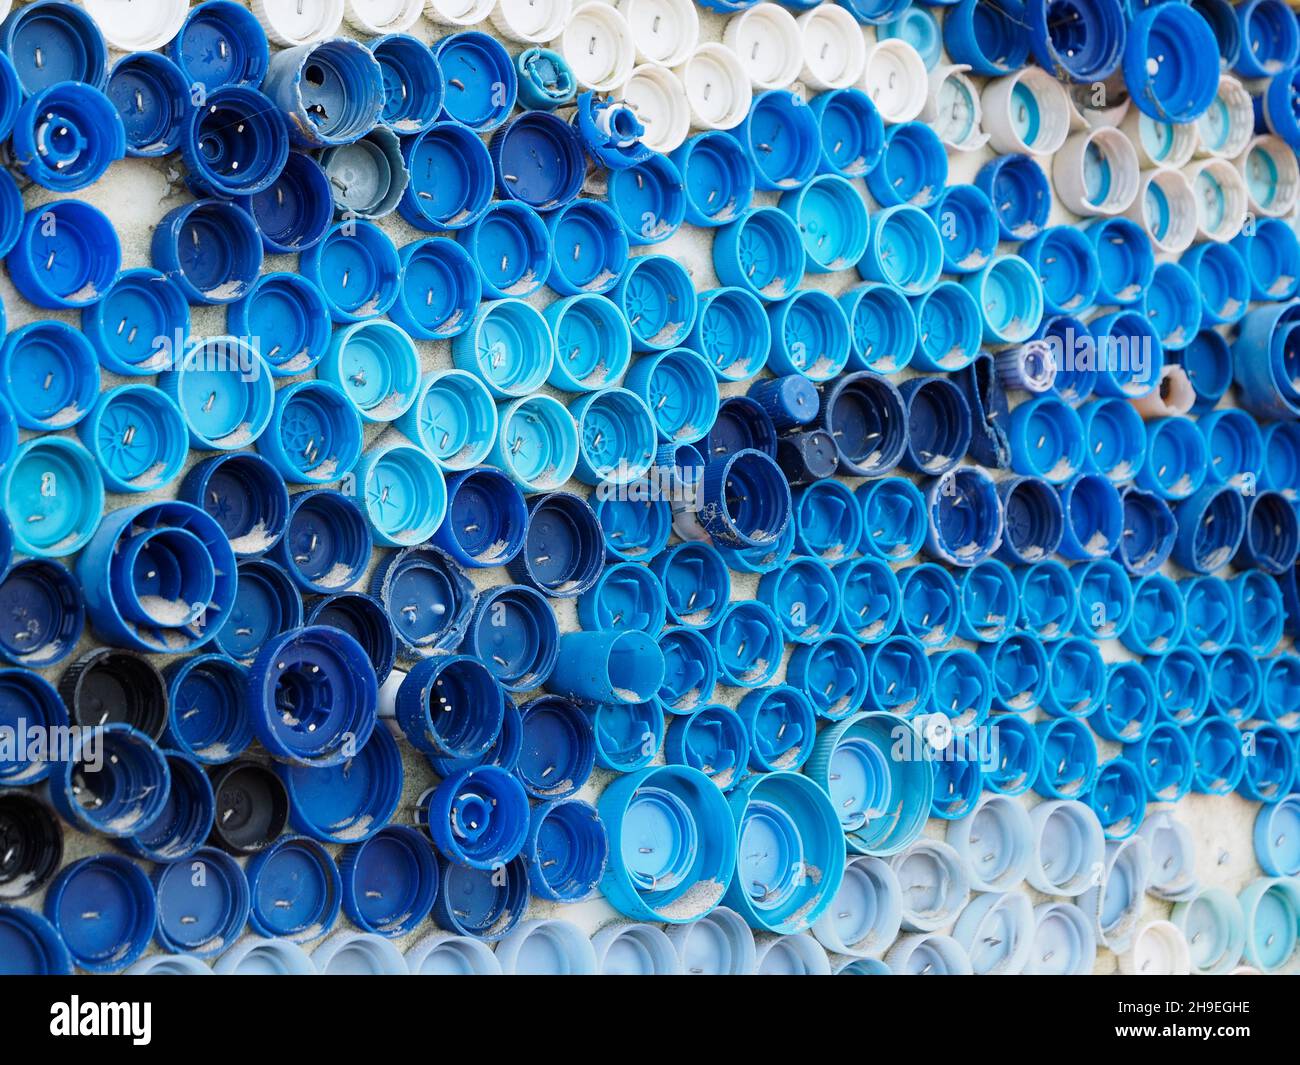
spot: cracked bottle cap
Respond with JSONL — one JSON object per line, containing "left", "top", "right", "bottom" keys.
{"left": 206, "top": 759, "right": 289, "bottom": 855}
{"left": 923, "top": 63, "right": 988, "bottom": 153}
{"left": 1171, "top": 886, "right": 1247, "bottom": 974}
{"left": 0, "top": 320, "right": 98, "bottom": 433}
{"left": 262, "top": 36, "right": 382, "bottom": 149}
{"left": 245, "top": 834, "right": 341, "bottom": 941}
{"left": 0, "top": 792, "right": 62, "bottom": 900}
{"left": 169, "top": 1, "right": 268, "bottom": 91}
{"left": 1124, "top": 4, "right": 1218, "bottom": 123}
{"left": 1034, "top": 715, "right": 1099, "bottom": 799}
{"left": 0, "top": 0, "right": 106, "bottom": 94}
{"left": 523, "top": 797, "right": 608, "bottom": 902}
{"left": 44, "top": 854, "right": 154, "bottom": 973}
{"left": 278, "top": 722, "right": 401, "bottom": 845}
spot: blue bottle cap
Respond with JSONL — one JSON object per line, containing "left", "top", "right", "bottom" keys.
{"left": 840, "top": 283, "right": 918, "bottom": 374}
{"left": 1137, "top": 415, "right": 1208, "bottom": 500}
{"left": 0, "top": 170, "right": 20, "bottom": 265}
{"left": 734, "top": 88, "right": 819, "bottom": 192}
{"left": 319, "top": 126, "right": 410, "bottom": 220}
{"left": 47, "top": 722, "right": 170, "bottom": 836}
{"left": 757, "top": 554, "right": 840, "bottom": 644}
{"left": 398, "top": 121, "right": 494, "bottom": 232}
{"left": 241, "top": 151, "right": 333, "bottom": 255}
{"left": 1019, "top": 224, "right": 1099, "bottom": 318}
{"left": 464, "top": 583, "right": 558, "bottom": 693}
{"left": 925, "top": 465, "right": 1004, "bottom": 567}
{"left": 1172, "top": 482, "right": 1246, "bottom": 574}
{"left": 855, "top": 477, "right": 925, "bottom": 562}
{"left": 1239, "top": 723, "right": 1296, "bottom": 802}
{"left": 489, "top": 110, "right": 583, "bottom": 214}
{"left": 669, "top": 130, "right": 754, "bottom": 230}
{"left": 964, "top": 254, "right": 1044, "bottom": 346}
{"left": 767, "top": 288, "right": 852, "bottom": 381}
{"left": 427, "top": 465, "right": 526, "bottom": 570}
{"left": 301, "top": 218, "right": 400, "bottom": 322}
{"left": 777, "top": 173, "right": 869, "bottom": 273}
{"left": 1192, "top": 0, "right": 1243, "bottom": 68}
{"left": 1181, "top": 574, "right": 1236, "bottom": 653}
{"left": 1124, "top": 4, "right": 1219, "bottom": 122}
{"left": 227, "top": 274, "right": 329, "bottom": 379}
{"left": 696, "top": 447, "right": 791, "bottom": 551}
{"left": 1183, "top": 240, "right": 1250, "bottom": 326}
{"left": 257, "top": 379, "right": 362, "bottom": 485}
{"left": 1026, "top": 799, "right": 1106, "bottom": 897}
{"left": 807, "top": 86, "right": 883, "bottom": 179}
{"left": 714, "top": 205, "right": 807, "bottom": 302}
{"left": 430, "top": 852, "right": 528, "bottom": 941}
{"left": 1119, "top": 572, "right": 1185, "bottom": 658}
{"left": 1077, "top": 397, "right": 1145, "bottom": 484}
{"left": 625, "top": 347, "right": 718, "bottom": 445}
{"left": 977, "top": 153, "right": 1050, "bottom": 242}
{"left": 897, "top": 561, "right": 959, "bottom": 647}
{"left": 832, "top": 556, "right": 896, "bottom": 643}
{"left": 0, "top": 0, "right": 107, "bottom": 94}
{"left": 1233, "top": 303, "right": 1300, "bottom": 419}
{"left": 944, "top": 0, "right": 1029, "bottom": 75}
{"left": 1034, "top": 716, "right": 1099, "bottom": 798}
{"left": 0, "top": 563, "right": 76, "bottom": 664}
{"left": 151, "top": 198, "right": 261, "bottom": 305}
{"left": 205, "top": 758, "right": 289, "bottom": 855}
{"left": 948, "top": 793, "right": 1034, "bottom": 892}
{"left": 210, "top": 936, "right": 312, "bottom": 974}
{"left": 928, "top": 649, "right": 992, "bottom": 728}
{"left": 866, "top": 634, "right": 932, "bottom": 717}
{"left": 865, "top": 120, "right": 947, "bottom": 208}
{"left": 775, "top": 430, "right": 838, "bottom": 486}
{"left": 589, "top": 695, "right": 662, "bottom": 772}
{"left": 490, "top": 394, "right": 580, "bottom": 492}
{"left": 899, "top": 375, "right": 972, "bottom": 477}
{"left": 1198, "top": 409, "right": 1263, "bottom": 489}
{"left": 1124, "top": 719, "right": 1195, "bottom": 804}
{"left": 996, "top": 474, "right": 1063, "bottom": 565}
{"left": 395, "top": 654, "right": 504, "bottom": 761}
{"left": 700, "top": 599, "right": 781, "bottom": 689}
{"left": 245, "top": 834, "right": 341, "bottom": 941}
{"left": 340, "top": 825, "right": 438, "bottom": 937}
{"left": 159, "top": 337, "right": 273, "bottom": 453}
{"left": 1027, "top": 0, "right": 1124, "bottom": 82}
{"left": 168, "top": 1, "right": 267, "bottom": 91}
{"left": 1238, "top": 877, "right": 1300, "bottom": 970}
{"left": 650, "top": 541, "right": 731, "bottom": 630}
{"left": 1238, "top": 488, "right": 1300, "bottom": 574}
{"left": 1188, "top": 715, "right": 1246, "bottom": 794}
{"left": 550, "top": 628, "right": 664, "bottom": 709}
{"left": 702, "top": 395, "right": 777, "bottom": 464}
{"left": 956, "top": 558, "right": 1019, "bottom": 644}
{"left": 370, "top": 33, "right": 443, "bottom": 135}
{"left": 77, "top": 383, "right": 186, "bottom": 495}
{"left": 80, "top": 268, "right": 188, "bottom": 377}
{"left": 268, "top": 490, "right": 369, "bottom": 598}
{"left": 395, "top": 370, "right": 496, "bottom": 471}
{"left": 0, "top": 320, "right": 98, "bottom": 431}
{"left": 925, "top": 183, "right": 998, "bottom": 276}
{"left": 181, "top": 84, "right": 287, "bottom": 201}
{"left": 122, "top": 749, "right": 217, "bottom": 863}
{"left": 857, "top": 203, "right": 943, "bottom": 295}
{"left": 879, "top": 5, "right": 941, "bottom": 66}
{"left": 664, "top": 703, "right": 750, "bottom": 791}
{"left": 262, "top": 37, "right": 383, "bottom": 149}
{"left": 1206, "top": 644, "right": 1263, "bottom": 723}
{"left": 1015, "top": 558, "right": 1076, "bottom": 641}
{"left": 540, "top": 293, "right": 630, "bottom": 393}
{"left": 1262, "top": 419, "right": 1300, "bottom": 499}
{"left": 0, "top": 668, "right": 66, "bottom": 785}
{"left": 786, "top": 631, "right": 869, "bottom": 720}
{"left": 0, "top": 792, "right": 62, "bottom": 899}
{"left": 44, "top": 854, "right": 154, "bottom": 973}
{"left": 1236, "top": 569, "right": 1286, "bottom": 654}
{"left": 505, "top": 490, "right": 602, "bottom": 598}
{"left": 213, "top": 557, "right": 303, "bottom": 662}
{"left": 513, "top": 695, "right": 596, "bottom": 800}
{"left": 1255, "top": 796, "right": 1300, "bottom": 874}
{"left": 9, "top": 199, "right": 118, "bottom": 310}
{"left": 459, "top": 200, "right": 552, "bottom": 302}
{"left": 493, "top": 917, "right": 598, "bottom": 974}
{"left": 594, "top": 494, "right": 672, "bottom": 568}
{"left": 1233, "top": 216, "right": 1300, "bottom": 301}
{"left": 688, "top": 288, "right": 770, "bottom": 384}
{"left": 591, "top": 921, "right": 681, "bottom": 974}
{"left": 570, "top": 387, "right": 657, "bottom": 486}
{"left": 543, "top": 199, "right": 628, "bottom": 298}
{"left": 1036, "top": 313, "right": 1090, "bottom": 403}
{"left": 1, "top": 438, "right": 102, "bottom": 559}
{"left": 1148, "top": 645, "right": 1212, "bottom": 724}
{"left": 908, "top": 281, "right": 982, "bottom": 374}
{"left": 515, "top": 46, "right": 575, "bottom": 110}
{"left": 520, "top": 797, "right": 608, "bottom": 903}
{"left": 1262, "top": 652, "right": 1300, "bottom": 729}
{"left": 107, "top": 51, "right": 187, "bottom": 160}
{"left": 433, "top": 30, "right": 516, "bottom": 132}
{"left": 606, "top": 153, "right": 686, "bottom": 246}
{"left": 1083, "top": 835, "right": 1154, "bottom": 952}
{"left": 279, "top": 722, "right": 402, "bottom": 844}
{"left": 1058, "top": 473, "right": 1124, "bottom": 561}
{"left": 1092, "top": 756, "right": 1149, "bottom": 843}
{"left": 1116, "top": 484, "right": 1177, "bottom": 575}
{"left": 656, "top": 625, "right": 718, "bottom": 716}
{"left": 577, "top": 562, "right": 666, "bottom": 638}
{"left": 818, "top": 371, "right": 909, "bottom": 477}
{"left": 979, "top": 632, "right": 1048, "bottom": 716}
{"left": 1139, "top": 261, "right": 1199, "bottom": 353}
{"left": 1170, "top": 885, "right": 1247, "bottom": 974}
{"left": 322, "top": 321, "right": 420, "bottom": 425}
{"left": 954, "top": 890, "right": 1037, "bottom": 974}
{"left": 162, "top": 653, "right": 252, "bottom": 764}
{"left": 248, "top": 625, "right": 377, "bottom": 767}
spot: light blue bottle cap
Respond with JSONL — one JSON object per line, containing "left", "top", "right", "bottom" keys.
{"left": 840, "top": 282, "right": 917, "bottom": 374}
{"left": 1, "top": 438, "right": 103, "bottom": 558}
{"left": 1148, "top": 646, "right": 1212, "bottom": 725}
{"left": 909, "top": 281, "right": 982, "bottom": 372}
{"left": 714, "top": 206, "right": 807, "bottom": 303}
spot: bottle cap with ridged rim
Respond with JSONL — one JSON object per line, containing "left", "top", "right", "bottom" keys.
{"left": 168, "top": 1, "right": 268, "bottom": 91}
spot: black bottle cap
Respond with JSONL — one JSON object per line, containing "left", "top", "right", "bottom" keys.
{"left": 208, "top": 759, "right": 290, "bottom": 856}
{"left": 58, "top": 648, "right": 168, "bottom": 739}
{"left": 0, "top": 792, "right": 63, "bottom": 899}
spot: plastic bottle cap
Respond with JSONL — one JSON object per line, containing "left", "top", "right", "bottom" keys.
{"left": 860, "top": 38, "right": 927, "bottom": 124}
{"left": 263, "top": 37, "right": 383, "bottom": 149}
{"left": 246, "top": 834, "right": 341, "bottom": 940}
{"left": 977, "top": 153, "right": 1051, "bottom": 241}
{"left": 944, "top": 0, "right": 1029, "bottom": 76}
{"left": 45, "top": 855, "right": 155, "bottom": 973}
{"left": 152, "top": 198, "right": 263, "bottom": 305}
{"left": 404, "top": 933, "right": 502, "bottom": 975}
{"left": 617, "top": 64, "right": 690, "bottom": 155}
{"left": 0, "top": 792, "right": 62, "bottom": 899}
{"left": 1026, "top": 0, "right": 1123, "bottom": 81}
{"left": 9, "top": 199, "right": 118, "bottom": 309}
{"left": 152, "top": 844, "right": 247, "bottom": 956}
{"left": 0, "top": 0, "right": 107, "bottom": 94}
{"left": 466, "top": 585, "right": 560, "bottom": 693}
{"left": 1239, "top": 135, "right": 1300, "bottom": 218}
{"left": 253, "top": 0, "right": 344, "bottom": 43}
{"left": 723, "top": 4, "right": 802, "bottom": 90}
{"left": 1026, "top": 901, "right": 1097, "bottom": 975}
{"left": 0, "top": 669, "right": 65, "bottom": 786}
{"left": 888, "top": 838, "right": 971, "bottom": 933}
{"left": 921, "top": 64, "right": 987, "bottom": 153}
{"left": 982, "top": 67, "right": 1071, "bottom": 156}
{"left": 1124, "top": 4, "right": 1218, "bottom": 123}
{"left": 1, "top": 320, "right": 99, "bottom": 432}
{"left": 1, "top": 438, "right": 102, "bottom": 559}
{"left": 1054, "top": 127, "right": 1140, "bottom": 217}
{"left": 490, "top": 394, "right": 581, "bottom": 493}
{"left": 280, "top": 724, "right": 402, "bottom": 844}
{"left": 794, "top": 5, "right": 865, "bottom": 91}
{"left": 425, "top": 0, "right": 495, "bottom": 25}
{"left": 504, "top": 490, "right": 601, "bottom": 598}
{"left": 866, "top": 121, "right": 947, "bottom": 210}
{"left": 1170, "top": 887, "right": 1246, "bottom": 974}
{"left": 885, "top": 933, "right": 971, "bottom": 975}
{"left": 168, "top": 1, "right": 269, "bottom": 91}
{"left": 343, "top": 0, "right": 423, "bottom": 34}
{"left": 107, "top": 51, "right": 188, "bottom": 161}
{"left": 1027, "top": 800, "right": 1106, "bottom": 897}
{"left": 214, "top": 558, "right": 299, "bottom": 659}
{"left": 1035, "top": 716, "right": 1099, "bottom": 800}
{"left": 954, "top": 890, "right": 1036, "bottom": 974}
{"left": 807, "top": 86, "right": 882, "bottom": 182}
{"left": 79, "top": 383, "right": 188, "bottom": 495}
{"left": 878, "top": 4, "right": 939, "bottom": 66}
{"left": 212, "top": 937, "right": 314, "bottom": 975}
{"left": 1238, "top": 878, "right": 1300, "bottom": 971}
{"left": 561, "top": 1, "right": 635, "bottom": 91}
{"left": 205, "top": 760, "right": 289, "bottom": 855}
{"left": 677, "top": 43, "right": 750, "bottom": 131}
{"left": 523, "top": 797, "right": 608, "bottom": 902}
{"left": 60, "top": 648, "right": 168, "bottom": 742}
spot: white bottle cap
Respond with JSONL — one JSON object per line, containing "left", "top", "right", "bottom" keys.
{"left": 982, "top": 66, "right": 1071, "bottom": 156}
{"left": 676, "top": 43, "right": 751, "bottom": 131}
{"left": 1053, "top": 126, "right": 1140, "bottom": 217}
{"left": 1124, "top": 166, "right": 1198, "bottom": 256}
{"left": 722, "top": 3, "right": 802, "bottom": 91}
{"left": 78, "top": 0, "right": 187, "bottom": 51}
{"left": 1120, "top": 107, "right": 1198, "bottom": 171}
{"left": 1184, "top": 157, "right": 1249, "bottom": 242}
{"left": 1118, "top": 920, "right": 1191, "bottom": 976}
{"left": 345, "top": 0, "right": 424, "bottom": 33}
{"left": 860, "top": 38, "right": 927, "bottom": 125}
{"left": 425, "top": 0, "right": 496, "bottom": 26}
{"left": 252, "top": 0, "right": 345, "bottom": 45}
{"left": 796, "top": 4, "right": 866, "bottom": 92}
{"left": 561, "top": 1, "right": 637, "bottom": 91}
{"left": 1195, "top": 75, "right": 1253, "bottom": 160}
{"left": 1132, "top": 364, "right": 1196, "bottom": 419}
{"left": 922, "top": 63, "right": 989, "bottom": 152}
{"left": 753, "top": 932, "right": 833, "bottom": 975}
{"left": 621, "top": 63, "right": 691, "bottom": 154}
{"left": 377, "top": 666, "right": 406, "bottom": 720}
{"left": 1238, "top": 134, "right": 1300, "bottom": 218}
{"left": 618, "top": 0, "right": 698, "bottom": 68}
{"left": 490, "top": 0, "right": 571, "bottom": 43}
{"left": 405, "top": 933, "right": 502, "bottom": 974}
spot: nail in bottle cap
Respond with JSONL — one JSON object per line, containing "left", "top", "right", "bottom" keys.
{"left": 523, "top": 797, "right": 608, "bottom": 902}
{"left": 976, "top": 152, "right": 1051, "bottom": 241}
{"left": 169, "top": 1, "right": 268, "bottom": 90}
{"left": 45, "top": 854, "right": 155, "bottom": 972}
{"left": 0, "top": 559, "right": 83, "bottom": 667}
{"left": 207, "top": 758, "right": 290, "bottom": 855}
{"left": 866, "top": 121, "right": 947, "bottom": 209}
{"left": 246, "top": 834, "right": 341, "bottom": 941}
{"left": 1027, "top": 799, "right": 1106, "bottom": 896}
{"left": 0, "top": 320, "right": 99, "bottom": 432}
{"left": 860, "top": 38, "right": 927, "bottom": 123}
{"left": 0, "top": 0, "right": 107, "bottom": 94}
{"left": 279, "top": 722, "right": 401, "bottom": 844}
{"left": 108, "top": 51, "right": 187, "bottom": 160}
{"left": 151, "top": 198, "right": 261, "bottom": 305}
{"left": 10, "top": 199, "right": 119, "bottom": 309}
{"left": 1034, "top": 716, "right": 1099, "bottom": 798}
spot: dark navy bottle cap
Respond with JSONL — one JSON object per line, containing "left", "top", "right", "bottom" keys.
{"left": 0, "top": 319, "right": 99, "bottom": 432}
{"left": 816, "top": 371, "right": 909, "bottom": 477}
{"left": 515, "top": 46, "right": 575, "bottom": 110}
{"left": 996, "top": 474, "right": 1063, "bottom": 564}
{"left": 0, "top": 558, "right": 82, "bottom": 668}
{"left": 899, "top": 375, "right": 972, "bottom": 478}
{"left": 182, "top": 84, "right": 288, "bottom": 200}
{"left": 432, "top": 852, "right": 529, "bottom": 941}
{"left": 168, "top": 0, "right": 268, "bottom": 91}
{"left": 213, "top": 557, "right": 303, "bottom": 663}
{"left": 243, "top": 151, "right": 334, "bottom": 255}
{"left": 434, "top": 30, "right": 516, "bottom": 132}
{"left": 0, "top": 0, "right": 108, "bottom": 94}
{"left": 773, "top": 430, "right": 836, "bottom": 486}
{"left": 491, "top": 110, "right": 583, "bottom": 214}
{"left": 151, "top": 198, "right": 261, "bottom": 305}
{"left": 121, "top": 748, "right": 216, "bottom": 863}
{"left": 9, "top": 199, "right": 119, "bottom": 309}
{"left": 925, "top": 465, "right": 1004, "bottom": 567}
{"left": 44, "top": 854, "right": 155, "bottom": 973}
{"left": 371, "top": 33, "right": 443, "bottom": 135}
{"left": 262, "top": 37, "right": 384, "bottom": 149}
{"left": 107, "top": 51, "right": 187, "bottom": 159}
{"left": 268, "top": 490, "right": 369, "bottom": 598}
{"left": 207, "top": 758, "right": 289, "bottom": 855}
{"left": 670, "top": 130, "right": 755, "bottom": 229}
{"left": 697, "top": 448, "right": 791, "bottom": 550}
{"left": 278, "top": 722, "right": 402, "bottom": 844}
{"left": 1237, "top": 488, "right": 1299, "bottom": 574}
{"left": 975, "top": 152, "right": 1051, "bottom": 241}
{"left": 0, "top": 792, "right": 62, "bottom": 900}
{"left": 507, "top": 490, "right": 603, "bottom": 597}
{"left": 0, "top": 668, "right": 68, "bottom": 786}
{"left": 48, "top": 723, "right": 172, "bottom": 837}
{"left": 60, "top": 647, "right": 168, "bottom": 739}
{"left": 246, "top": 833, "right": 341, "bottom": 941}
{"left": 395, "top": 654, "right": 504, "bottom": 762}
{"left": 702, "top": 394, "right": 777, "bottom": 463}
{"left": 1115, "top": 484, "right": 1176, "bottom": 576}
{"left": 340, "top": 825, "right": 438, "bottom": 937}
{"left": 515, "top": 694, "right": 597, "bottom": 799}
